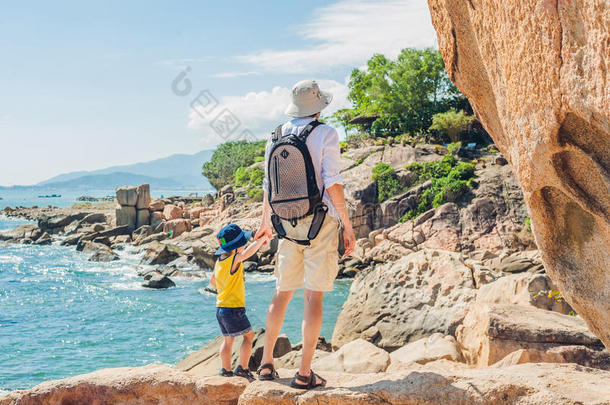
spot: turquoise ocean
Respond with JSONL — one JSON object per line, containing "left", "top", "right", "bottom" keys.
{"left": 0, "top": 189, "right": 351, "bottom": 391}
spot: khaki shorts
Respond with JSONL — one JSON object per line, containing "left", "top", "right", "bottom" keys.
{"left": 274, "top": 216, "right": 340, "bottom": 292}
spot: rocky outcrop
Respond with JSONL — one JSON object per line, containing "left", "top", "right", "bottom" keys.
{"left": 428, "top": 0, "right": 610, "bottom": 349}
{"left": 312, "top": 339, "right": 391, "bottom": 374}
{"left": 140, "top": 241, "right": 183, "bottom": 265}
{"left": 492, "top": 345, "right": 610, "bottom": 371}
{"left": 456, "top": 303, "right": 604, "bottom": 367}
{"left": 356, "top": 164, "right": 532, "bottom": 264}
{"left": 238, "top": 363, "right": 610, "bottom": 405}
{"left": 0, "top": 364, "right": 248, "bottom": 405}
{"left": 340, "top": 145, "right": 445, "bottom": 238}
{"left": 176, "top": 329, "right": 292, "bottom": 377}
{"left": 390, "top": 333, "right": 461, "bottom": 365}
{"left": 332, "top": 249, "right": 481, "bottom": 351}
{"left": 476, "top": 272, "right": 573, "bottom": 315}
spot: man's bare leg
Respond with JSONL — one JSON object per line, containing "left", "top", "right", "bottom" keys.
{"left": 259, "top": 289, "right": 294, "bottom": 375}
{"left": 296, "top": 289, "right": 324, "bottom": 385}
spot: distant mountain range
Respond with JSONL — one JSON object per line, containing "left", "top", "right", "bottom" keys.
{"left": 1, "top": 150, "right": 215, "bottom": 190}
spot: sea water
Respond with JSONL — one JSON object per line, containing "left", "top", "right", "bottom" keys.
{"left": 0, "top": 192, "right": 351, "bottom": 391}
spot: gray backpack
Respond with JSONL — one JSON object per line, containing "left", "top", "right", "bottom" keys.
{"left": 267, "top": 120, "right": 328, "bottom": 245}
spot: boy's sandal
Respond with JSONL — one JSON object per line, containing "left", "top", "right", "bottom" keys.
{"left": 256, "top": 363, "right": 279, "bottom": 381}
{"left": 290, "top": 370, "right": 326, "bottom": 390}
{"left": 234, "top": 365, "right": 255, "bottom": 379}
{"left": 219, "top": 368, "right": 234, "bottom": 377}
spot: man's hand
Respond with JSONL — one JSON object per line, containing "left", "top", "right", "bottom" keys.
{"left": 255, "top": 221, "right": 273, "bottom": 242}
{"left": 342, "top": 224, "right": 356, "bottom": 257}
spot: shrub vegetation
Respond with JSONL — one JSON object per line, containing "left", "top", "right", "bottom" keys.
{"left": 372, "top": 162, "right": 403, "bottom": 202}
{"left": 401, "top": 155, "right": 476, "bottom": 221}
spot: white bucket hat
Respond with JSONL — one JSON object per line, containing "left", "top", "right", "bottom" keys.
{"left": 285, "top": 79, "right": 333, "bottom": 118}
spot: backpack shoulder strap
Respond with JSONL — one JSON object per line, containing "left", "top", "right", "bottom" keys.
{"left": 271, "top": 124, "right": 283, "bottom": 142}
{"left": 297, "top": 120, "right": 321, "bottom": 142}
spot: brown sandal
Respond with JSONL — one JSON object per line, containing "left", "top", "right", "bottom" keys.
{"left": 256, "top": 363, "right": 279, "bottom": 381}
{"left": 290, "top": 370, "right": 326, "bottom": 390}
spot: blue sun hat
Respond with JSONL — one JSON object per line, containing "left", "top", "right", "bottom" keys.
{"left": 215, "top": 224, "right": 253, "bottom": 255}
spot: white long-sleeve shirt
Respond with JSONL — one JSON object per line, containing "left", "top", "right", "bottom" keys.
{"left": 262, "top": 117, "right": 343, "bottom": 219}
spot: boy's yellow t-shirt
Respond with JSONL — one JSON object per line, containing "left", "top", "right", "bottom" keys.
{"left": 213, "top": 252, "right": 245, "bottom": 308}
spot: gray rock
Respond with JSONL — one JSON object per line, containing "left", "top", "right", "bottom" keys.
{"left": 61, "top": 233, "right": 82, "bottom": 246}
{"left": 220, "top": 184, "right": 233, "bottom": 195}
{"left": 149, "top": 200, "right": 165, "bottom": 212}
{"left": 34, "top": 232, "right": 52, "bottom": 245}
{"left": 115, "top": 206, "right": 136, "bottom": 231}
{"left": 136, "top": 184, "right": 151, "bottom": 209}
{"left": 82, "top": 242, "right": 119, "bottom": 262}
{"left": 150, "top": 211, "right": 164, "bottom": 229}
{"left": 92, "top": 236, "right": 112, "bottom": 247}
{"left": 256, "top": 264, "right": 275, "bottom": 273}
{"left": 142, "top": 273, "right": 175, "bottom": 289}
{"left": 116, "top": 186, "right": 138, "bottom": 206}
{"left": 243, "top": 261, "right": 258, "bottom": 272}
{"left": 63, "top": 220, "right": 82, "bottom": 235}
{"left": 136, "top": 232, "right": 169, "bottom": 246}
{"left": 80, "top": 213, "right": 107, "bottom": 224}
{"left": 136, "top": 209, "right": 150, "bottom": 229}
{"left": 140, "top": 241, "right": 183, "bottom": 265}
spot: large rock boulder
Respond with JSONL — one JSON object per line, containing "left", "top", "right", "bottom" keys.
{"left": 456, "top": 303, "right": 604, "bottom": 367}
{"left": 163, "top": 218, "right": 192, "bottom": 238}
{"left": 476, "top": 272, "right": 574, "bottom": 315}
{"left": 141, "top": 273, "right": 175, "bottom": 289}
{"left": 239, "top": 363, "right": 610, "bottom": 404}
{"left": 492, "top": 345, "right": 610, "bottom": 371}
{"left": 428, "top": 0, "right": 610, "bottom": 349}
{"left": 81, "top": 242, "right": 119, "bottom": 262}
{"left": 390, "top": 333, "right": 461, "bottom": 365}
{"left": 0, "top": 364, "right": 248, "bottom": 405}
{"left": 312, "top": 338, "right": 391, "bottom": 373}
{"left": 115, "top": 186, "right": 137, "bottom": 206}
{"left": 0, "top": 224, "right": 41, "bottom": 242}
{"left": 332, "top": 249, "right": 478, "bottom": 351}
{"left": 163, "top": 204, "right": 183, "bottom": 221}
{"left": 140, "top": 241, "right": 183, "bottom": 265}
{"left": 135, "top": 209, "right": 150, "bottom": 229}
{"left": 176, "top": 329, "right": 291, "bottom": 377}
{"left": 115, "top": 205, "right": 136, "bottom": 231}
{"left": 135, "top": 183, "right": 150, "bottom": 209}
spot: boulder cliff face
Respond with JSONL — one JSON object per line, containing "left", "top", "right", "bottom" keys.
{"left": 428, "top": 0, "right": 610, "bottom": 348}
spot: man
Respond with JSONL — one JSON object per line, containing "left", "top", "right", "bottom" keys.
{"left": 254, "top": 79, "right": 356, "bottom": 389}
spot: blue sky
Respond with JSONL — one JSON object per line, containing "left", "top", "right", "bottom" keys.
{"left": 0, "top": 0, "right": 437, "bottom": 186}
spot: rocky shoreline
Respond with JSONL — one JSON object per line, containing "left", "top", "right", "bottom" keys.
{"left": 2, "top": 142, "right": 610, "bottom": 404}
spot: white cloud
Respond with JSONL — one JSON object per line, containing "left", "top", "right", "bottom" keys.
{"left": 211, "top": 71, "right": 261, "bottom": 79}
{"left": 188, "top": 79, "right": 351, "bottom": 146}
{"left": 237, "top": 0, "right": 437, "bottom": 73}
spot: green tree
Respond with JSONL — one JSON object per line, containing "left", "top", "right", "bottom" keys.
{"left": 333, "top": 48, "right": 463, "bottom": 137}
{"left": 202, "top": 140, "right": 265, "bottom": 189}
{"left": 429, "top": 109, "right": 475, "bottom": 143}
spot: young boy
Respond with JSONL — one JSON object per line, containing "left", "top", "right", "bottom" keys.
{"left": 209, "top": 223, "right": 269, "bottom": 378}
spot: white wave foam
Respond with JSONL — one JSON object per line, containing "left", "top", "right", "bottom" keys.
{"left": 0, "top": 254, "right": 24, "bottom": 264}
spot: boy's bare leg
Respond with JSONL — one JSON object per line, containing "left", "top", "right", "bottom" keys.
{"left": 296, "top": 289, "right": 324, "bottom": 385}
{"left": 259, "top": 290, "right": 294, "bottom": 375}
{"left": 220, "top": 336, "right": 234, "bottom": 371}
{"left": 239, "top": 330, "right": 255, "bottom": 369}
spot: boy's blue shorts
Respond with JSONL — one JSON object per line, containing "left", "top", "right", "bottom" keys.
{"left": 216, "top": 307, "right": 252, "bottom": 337}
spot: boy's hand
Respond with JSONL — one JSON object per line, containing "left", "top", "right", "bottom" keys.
{"left": 255, "top": 222, "right": 273, "bottom": 242}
